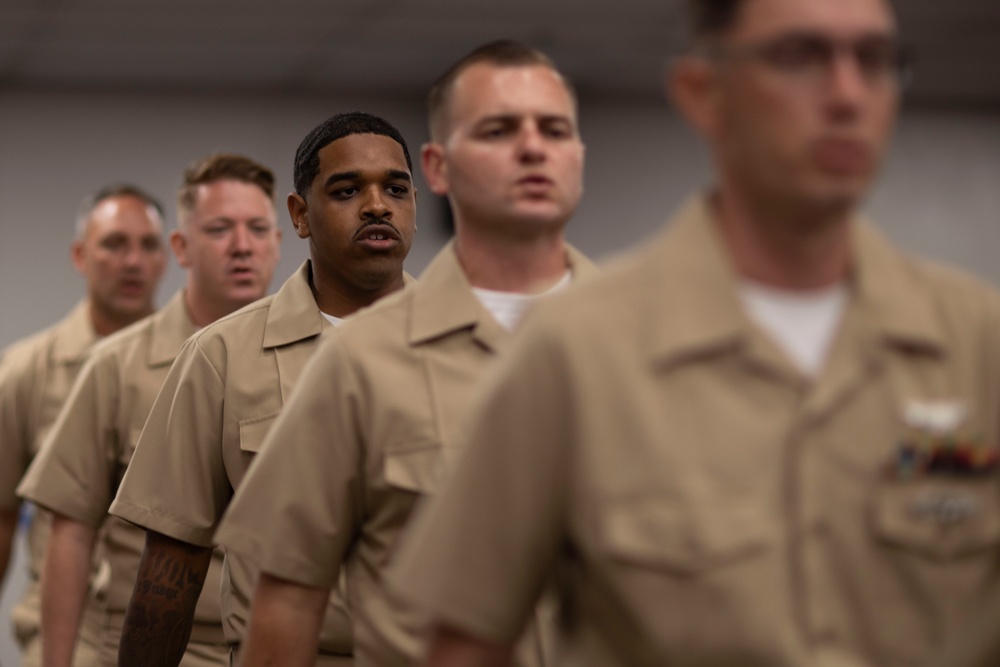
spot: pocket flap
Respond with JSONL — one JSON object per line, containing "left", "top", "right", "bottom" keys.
{"left": 238, "top": 413, "right": 279, "bottom": 454}
{"left": 873, "top": 478, "right": 1000, "bottom": 559}
{"left": 384, "top": 444, "right": 444, "bottom": 494}
{"left": 600, "top": 500, "right": 773, "bottom": 574}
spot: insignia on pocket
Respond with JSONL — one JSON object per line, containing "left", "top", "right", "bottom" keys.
{"left": 885, "top": 399, "right": 998, "bottom": 479}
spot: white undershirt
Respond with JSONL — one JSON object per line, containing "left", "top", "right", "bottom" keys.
{"left": 321, "top": 312, "right": 345, "bottom": 327}
{"left": 473, "top": 271, "right": 573, "bottom": 332}
{"left": 738, "top": 280, "right": 848, "bottom": 376}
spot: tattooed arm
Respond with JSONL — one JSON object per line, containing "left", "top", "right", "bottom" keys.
{"left": 118, "top": 530, "right": 212, "bottom": 667}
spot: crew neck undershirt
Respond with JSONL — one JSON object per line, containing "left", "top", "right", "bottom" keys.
{"left": 321, "top": 312, "right": 345, "bottom": 327}
{"left": 738, "top": 280, "right": 849, "bottom": 376}
{"left": 472, "top": 270, "right": 573, "bottom": 332}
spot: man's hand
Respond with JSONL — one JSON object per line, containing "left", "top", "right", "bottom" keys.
{"left": 117, "top": 530, "right": 211, "bottom": 667}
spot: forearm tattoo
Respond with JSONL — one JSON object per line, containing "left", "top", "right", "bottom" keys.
{"left": 118, "top": 536, "right": 211, "bottom": 667}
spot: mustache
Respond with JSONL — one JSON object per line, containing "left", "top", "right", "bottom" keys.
{"left": 354, "top": 218, "right": 401, "bottom": 240}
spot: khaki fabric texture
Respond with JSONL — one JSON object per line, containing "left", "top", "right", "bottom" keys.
{"left": 216, "top": 242, "right": 594, "bottom": 667}
{"left": 0, "top": 301, "right": 98, "bottom": 645}
{"left": 391, "top": 197, "right": 1000, "bottom": 667}
{"left": 110, "top": 262, "right": 375, "bottom": 653}
{"left": 17, "top": 290, "right": 228, "bottom": 654}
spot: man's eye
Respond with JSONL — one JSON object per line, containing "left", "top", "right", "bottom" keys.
{"left": 250, "top": 223, "right": 272, "bottom": 235}
{"left": 387, "top": 184, "right": 409, "bottom": 196}
{"left": 543, "top": 124, "right": 572, "bottom": 139}
{"left": 855, "top": 42, "right": 899, "bottom": 75}
{"left": 480, "top": 126, "right": 508, "bottom": 138}
{"left": 142, "top": 238, "right": 163, "bottom": 252}
{"left": 101, "top": 237, "right": 126, "bottom": 251}
{"left": 205, "top": 226, "right": 227, "bottom": 236}
{"left": 333, "top": 187, "right": 358, "bottom": 198}
{"left": 762, "top": 39, "right": 829, "bottom": 70}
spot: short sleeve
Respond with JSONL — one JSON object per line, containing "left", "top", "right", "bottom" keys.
{"left": 216, "top": 334, "right": 366, "bottom": 589}
{"left": 388, "top": 314, "right": 575, "bottom": 643}
{"left": 110, "top": 337, "right": 230, "bottom": 546}
{"left": 0, "top": 346, "right": 37, "bottom": 510}
{"left": 18, "top": 351, "right": 121, "bottom": 527}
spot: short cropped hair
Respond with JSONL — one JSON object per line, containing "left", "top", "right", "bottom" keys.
{"left": 427, "top": 40, "right": 576, "bottom": 141}
{"left": 684, "top": 0, "right": 898, "bottom": 44}
{"left": 684, "top": 0, "right": 746, "bottom": 43}
{"left": 177, "top": 153, "right": 276, "bottom": 223}
{"left": 75, "top": 184, "right": 165, "bottom": 240}
{"left": 293, "top": 111, "right": 413, "bottom": 196}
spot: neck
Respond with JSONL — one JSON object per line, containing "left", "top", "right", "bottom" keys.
{"left": 183, "top": 288, "right": 242, "bottom": 328}
{"left": 454, "top": 225, "right": 569, "bottom": 294}
{"left": 309, "top": 263, "right": 406, "bottom": 319}
{"left": 713, "top": 187, "right": 854, "bottom": 290}
{"left": 88, "top": 303, "right": 152, "bottom": 337}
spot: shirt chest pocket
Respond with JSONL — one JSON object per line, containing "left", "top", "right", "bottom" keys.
{"left": 384, "top": 442, "right": 446, "bottom": 496}
{"left": 238, "top": 413, "right": 279, "bottom": 456}
{"left": 597, "top": 498, "right": 776, "bottom": 575}
{"left": 873, "top": 477, "right": 1000, "bottom": 559}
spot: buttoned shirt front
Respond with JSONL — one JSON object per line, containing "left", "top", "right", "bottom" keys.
{"left": 17, "top": 290, "right": 227, "bottom": 641}
{"left": 0, "top": 301, "right": 98, "bottom": 625}
{"left": 391, "top": 197, "right": 1000, "bottom": 667}
{"left": 215, "top": 242, "right": 595, "bottom": 667}
{"left": 110, "top": 261, "right": 360, "bottom": 652}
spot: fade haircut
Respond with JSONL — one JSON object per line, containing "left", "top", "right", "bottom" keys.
{"left": 293, "top": 111, "right": 413, "bottom": 197}
{"left": 684, "top": 0, "right": 746, "bottom": 44}
{"left": 75, "top": 184, "right": 165, "bottom": 240}
{"left": 177, "top": 153, "right": 275, "bottom": 225}
{"left": 427, "top": 40, "right": 577, "bottom": 141}
{"left": 684, "top": 0, "right": 899, "bottom": 45}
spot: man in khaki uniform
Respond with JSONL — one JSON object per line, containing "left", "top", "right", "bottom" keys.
{"left": 0, "top": 185, "right": 167, "bottom": 666}
{"left": 387, "top": 1, "right": 1000, "bottom": 666}
{"left": 214, "top": 41, "right": 595, "bottom": 667}
{"left": 16, "top": 153, "right": 283, "bottom": 667}
{"left": 109, "top": 112, "right": 417, "bottom": 666}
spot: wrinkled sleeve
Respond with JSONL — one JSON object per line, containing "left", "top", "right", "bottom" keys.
{"left": 0, "top": 346, "right": 36, "bottom": 510}
{"left": 110, "top": 337, "right": 230, "bottom": 546}
{"left": 18, "top": 351, "right": 120, "bottom": 527}
{"left": 216, "top": 334, "right": 366, "bottom": 589}
{"left": 388, "top": 313, "right": 574, "bottom": 644}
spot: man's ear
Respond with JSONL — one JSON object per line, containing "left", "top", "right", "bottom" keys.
{"left": 287, "top": 192, "right": 310, "bottom": 239}
{"left": 170, "top": 229, "right": 190, "bottom": 268}
{"left": 70, "top": 240, "right": 87, "bottom": 275}
{"left": 421, "top": 143, "right": 450, "bottom": 197}
{"left": 668, "top": 55, "right": 723, "bottom": 140}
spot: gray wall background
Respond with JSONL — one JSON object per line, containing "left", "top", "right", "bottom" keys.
{"left": 1, "top": 89, "right": 999, "bottom": 664}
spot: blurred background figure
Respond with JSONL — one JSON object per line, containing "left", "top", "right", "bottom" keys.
{"left": 0, "top": 185, "right": 167, "bottom": 667}
{"left": 17, "top": 153, "right": 283, "bottom": 667}
{"left": 389, "top": 0, "right": 1000, "bottom": 665}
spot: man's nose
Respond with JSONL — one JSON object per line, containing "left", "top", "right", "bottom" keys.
{"left": 231, "top": 223, "right": 252, "bottom": 254}
{"left": 360, "top": 186, "right": 391, "bottom": 218}
{"left": 517, "top": 123, "right": 547, "bottom": 163}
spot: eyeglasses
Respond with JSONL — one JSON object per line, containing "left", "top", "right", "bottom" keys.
{"left": 701, "top": 32, "right": 914, "bottom": 89}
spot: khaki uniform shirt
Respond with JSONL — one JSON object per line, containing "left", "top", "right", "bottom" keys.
{"left": 110, "top": 261, "right": 402, "bottom": 653}
{"left": 17, "top": 290, "right": 227, "bottom": 644}
{"left": 0, "top": 301, "right": 98, "bottom": 628}
{"left": 215, "top": 242, "right": 595, "bottom": 667}
{"left": 391, "top": 197, "right": 1000, "bottom": 667}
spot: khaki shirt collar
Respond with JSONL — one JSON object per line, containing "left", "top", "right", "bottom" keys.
{"left": 148, "top": 290, "right": 198, "bottom": 367}
{"left": 262, "top": 261, "right": 325, "bottom": 349}
{"left": 408, "top": 240, "right": 595, "bottom": 350}
{"left": 646, "top": 195, "right": 947, "bottom": 367}
{"left": 51, "top": 300, "right": 98, "bottom": 363}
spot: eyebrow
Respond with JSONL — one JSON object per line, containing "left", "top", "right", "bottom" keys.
{"left": 323, "top": 169, "right": 412, "bottom": 189}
